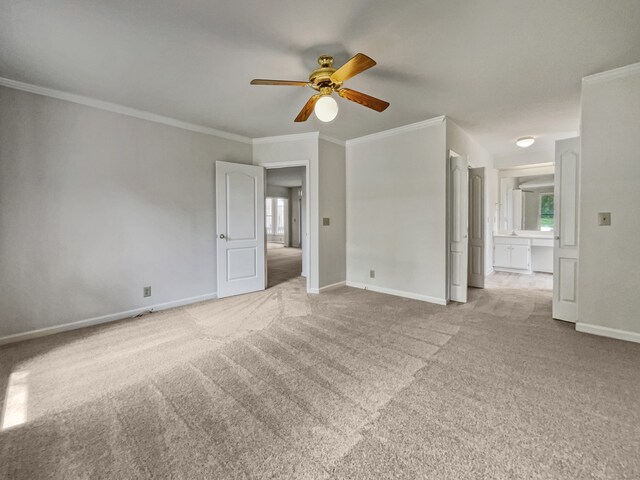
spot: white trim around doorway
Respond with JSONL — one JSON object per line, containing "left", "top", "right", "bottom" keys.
{"left": 260, "top": 160, "right": 311, "bottom": 293}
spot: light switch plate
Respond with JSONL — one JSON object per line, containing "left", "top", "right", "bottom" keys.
{"left": 322, "top": 217, "right": 330, "bottom": 226}
{"left": 598, "top": 212, "right": 611, "bottom": 226}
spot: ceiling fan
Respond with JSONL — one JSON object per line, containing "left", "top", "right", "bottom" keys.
{"left": 250, "top": 53, "right": 390, "bottom": 123}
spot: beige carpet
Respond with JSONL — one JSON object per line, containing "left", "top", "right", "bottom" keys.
{"left": 486, "top": 271, "right": 554, "bottom": 290}
{"left": 1, "top": 277, "right": 639, "bottom": 479}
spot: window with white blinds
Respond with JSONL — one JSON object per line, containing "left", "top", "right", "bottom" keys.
{"left": 265, "top": 198, "right": 273, "bottom": 234}
{"left": 276, "top": 199, "right": 285, "bottom": 235}
{"left": 265, "top": 197, "right": 286, "bottom": 236}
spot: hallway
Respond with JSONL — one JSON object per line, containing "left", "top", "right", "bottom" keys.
{"left": 267, "top": 243, "right": 302, "bottom": 288}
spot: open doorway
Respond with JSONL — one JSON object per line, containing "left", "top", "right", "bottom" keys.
{"left": 265, "top": 166, "right": 306, "bottom": 288}
{"left": 482, "top": 137, "right": 580, "bottom": 324}
{"left": 487, "top": 163, "right": 555, "bottom": 291}
{"left": 447, "top": 152, "right": 489, "bottom": 303}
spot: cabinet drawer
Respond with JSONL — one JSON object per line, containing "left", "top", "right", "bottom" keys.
{"left": 531, "top": 238, "right": 553, "bottom": 247}
{"left": 494, "top": 236, "right": 530, "bottom": 246}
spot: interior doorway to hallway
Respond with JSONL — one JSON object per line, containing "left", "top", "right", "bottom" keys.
{"left": 265, "top": 165, "right": 307, "bottom": 288}
{"left": 447, "top": 151, "right": 488, "bottom": 304}
{"left": 489, "top": 163, "right": 557, "bottom": 294}
{"left": 266, "top": 243, "right": 302, "bottom": 288}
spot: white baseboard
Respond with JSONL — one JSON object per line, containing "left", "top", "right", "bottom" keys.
{"left": 0, "top": 292, "right": 217, "bottom": 346}
{"left": 318, "top": 281, "right": 346, "bottom": 293}
{"left": 345, "top": 281, "right": 447, "bottom": 305}
{"left": 576, "top": 323, "right": 640, "bottom": 344}
{"left": 493, "top": 266, "right": 533, "bottom": 275}
{"left": 308, "top": 281, "right": 346, "bottom": 295}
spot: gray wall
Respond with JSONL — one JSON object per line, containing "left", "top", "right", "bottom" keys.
{"left": 579, "top": 70, "right": 640, "bottom": 335}
{"left": 0, "top": 86, "right": 252, "bottom": 338}
{"left": 266, "top": 184, "right": 289, "bottom": 198}
{"left": 318, "top": 139, "right": 346, "bottom": 287}
{"left": 346, "top": 121, "right": 448, "bottom": 303}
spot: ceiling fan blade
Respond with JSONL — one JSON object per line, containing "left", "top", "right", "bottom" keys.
{"left": 338, "top": 88, "right": 389, "bottom": 112}
{"left": 250, "top": 79, "right": 309, "bottom": 86}
{"left": 330, "top": 53, "right": 376, "bottom": 83}
{"left": 295, "top": 94, "right": 321, "bottom": 122}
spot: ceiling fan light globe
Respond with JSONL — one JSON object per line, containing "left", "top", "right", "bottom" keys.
{"left": 314, "top": 96, "right": 338, "bottom": 122}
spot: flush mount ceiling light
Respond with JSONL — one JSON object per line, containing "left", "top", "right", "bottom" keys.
{"left": 516, "top": 136, "right": 535, "bottom": 148}
{"left": 250, "top": 53, "right": 389, "bottom": 122}
{"left": 314, "top": 95, "right": 338, "bottom": 122}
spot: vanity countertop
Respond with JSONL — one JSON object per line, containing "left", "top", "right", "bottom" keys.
{"left": 494, "top": 233, "right": 554, "bottom": 240}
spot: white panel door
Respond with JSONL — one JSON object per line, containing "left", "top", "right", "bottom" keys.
{"left": 216, "top": 161, "right": 265, "bottom": 298}
{"left": 449, "top": 155, "right": 469, "bottom": 303}
{"left": 553, "top": 137, "right": 580, "bottom": 322}
{"left": 468, "top": 167, "right": 485, "bottom": 288}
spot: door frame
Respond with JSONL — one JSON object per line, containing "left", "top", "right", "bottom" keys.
{"left": 260, "top": 160, "right": 310, "bottom": 293}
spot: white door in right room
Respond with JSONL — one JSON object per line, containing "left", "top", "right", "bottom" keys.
{"left": 553, "top": 137, "right": 580, "bottom": 322}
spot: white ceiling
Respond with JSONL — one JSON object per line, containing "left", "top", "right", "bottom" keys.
{"left": 267, "top": 167, "right": 304, "bottom": 188}
{"left": 1, "top": 0, "right": 639, "bottom": 157}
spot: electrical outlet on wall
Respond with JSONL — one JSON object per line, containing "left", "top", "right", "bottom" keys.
{"left": 369, "top": 270, "right": 375, "bottom": 279}
{"left": 598, "top": 212, "right": 611, "bottom": 226}
{"left": 143, "top": 286, "right": 151, "bottom": 297}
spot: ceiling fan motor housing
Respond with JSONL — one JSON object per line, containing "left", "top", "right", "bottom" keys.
{"left": 309, "top": 55, "right": 342, "bottom": 92}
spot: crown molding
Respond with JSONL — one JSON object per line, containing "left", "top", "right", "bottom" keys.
{"left": 252, "top": 132, "right": 345, "bottom": 147}
{"left": 319, "top": 134, "right": 346, "bottom": 147}
{"left": 499, "top": 161, "right": 554, "bottom": 171}
{"left": 0, "top": 77, "right": 252, "bottom": 144}
{"left": 252, "top": 131, "right": 319, "bottom": 145}
{"left": 345, "top": 115, "right": 445, "bottom": 146}
{"left": 582, "top": 62, "right": 640, "bottom": 85}
{"left": 0, "top": 77, "right": 449, "bottom": 148}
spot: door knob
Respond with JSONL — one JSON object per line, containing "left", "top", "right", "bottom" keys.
{"left": 219, "top": 234, "right": 226, "bottom": 239}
